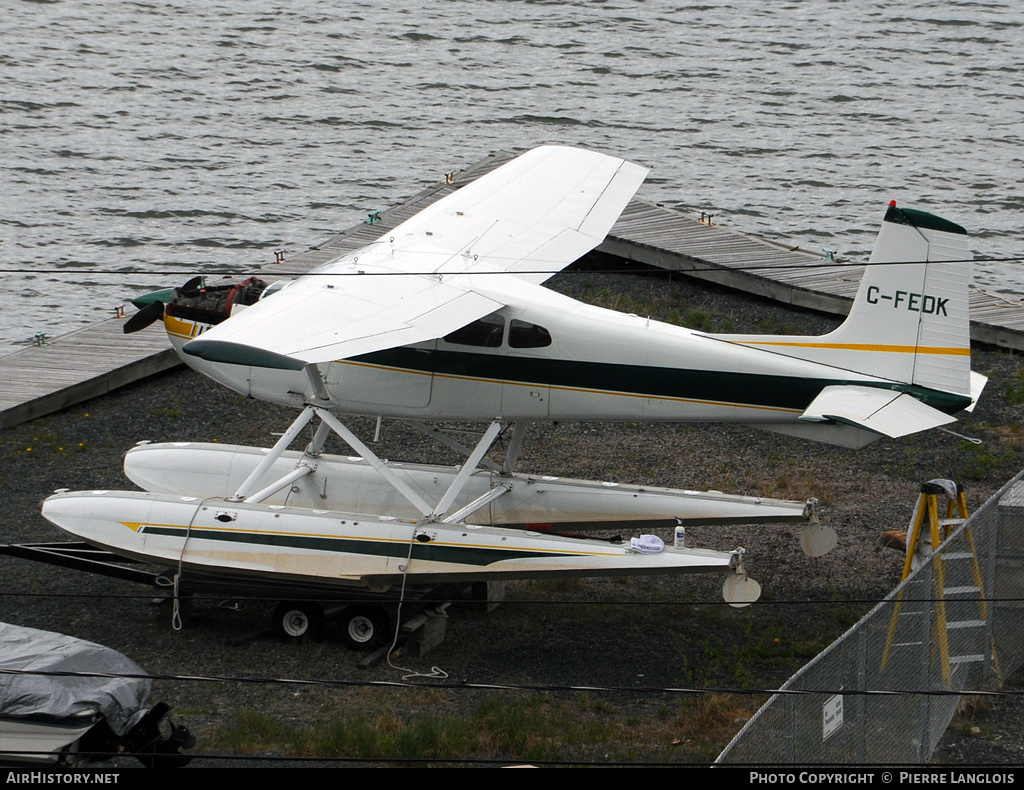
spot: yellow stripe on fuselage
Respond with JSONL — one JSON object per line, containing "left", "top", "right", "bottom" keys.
{"left": 163, "top": 314, "right": 210, "bottom": 340}
{"left": 738, "top": 341, "right": 970, "bottom": 355}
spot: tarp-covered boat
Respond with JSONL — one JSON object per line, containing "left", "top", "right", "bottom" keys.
{"left": 0, "top": 622, "right": 192, "bottom": 766}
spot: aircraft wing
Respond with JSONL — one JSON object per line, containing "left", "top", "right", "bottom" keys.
{"left": 184, "top": 145, "right": 649, "bottom": 367}
{"left": 798, "top": 385, "right": 956, "bottom": 438}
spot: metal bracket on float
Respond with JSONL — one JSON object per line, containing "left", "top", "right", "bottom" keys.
{"left": 722, "top": 548, "right": 761, "bottom": 608}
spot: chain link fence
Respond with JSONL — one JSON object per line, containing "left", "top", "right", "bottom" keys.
{"left": 716, "top": 470, "right": 1024, "bottom": 765}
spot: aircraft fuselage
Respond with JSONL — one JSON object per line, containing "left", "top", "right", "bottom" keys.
{"left": 169, "top": 281, "right": 967, "bottom": 438}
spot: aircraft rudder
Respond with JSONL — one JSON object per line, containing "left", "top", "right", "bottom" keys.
{"left": 827, "top": 201, "right": 972, "bottom": 394}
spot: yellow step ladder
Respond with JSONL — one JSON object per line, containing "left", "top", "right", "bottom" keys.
{"left": 881, "top": 481, "right": 996, "bottom": 686}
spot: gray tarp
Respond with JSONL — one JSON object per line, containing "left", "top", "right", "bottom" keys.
{"left": 0, "top": 623, "right": 151, "bottom": 735}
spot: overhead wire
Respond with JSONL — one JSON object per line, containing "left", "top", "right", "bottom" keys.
{"left": 2, "top": 254, "right": 1023, "bottom": 278}
{"left": 6, "top": 588, "right": 1024, "bottom": 607}
{"left": 2, "top": 664, "right": 1020, "bottom": 700}
{"left": 1, "top": 222, "right": 1017, "bottom": 765}
{"left": 3, "top": 241, "right": 1015, "bottom": 702}
{"left": 0, "top": 749, "right": 758, "bottom": 767}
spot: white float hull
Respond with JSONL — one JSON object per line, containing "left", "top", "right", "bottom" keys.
{"left": 0, "top": 716, "right": 99, "bottom": 764}
{"left": 123, "top": 442, "right": 812, "bottom": 530}
{"left": 41, "top": 490, "right": 744, "bottom": 590}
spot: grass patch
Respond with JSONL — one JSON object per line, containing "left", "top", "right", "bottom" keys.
{"left": 957, "top": 440, "right": 1018, "bottom": 481}
{"left": 1005, "top": 369, "right": 1024, "bottom": 405}
{"left": 682, "top": 309, "right": 713, "bottom": 332}
{"left": 673, "top": 694, "right": 762, "bottom": 762}
{"left": 214, "top": 692, "right": 756, "bottom": 764}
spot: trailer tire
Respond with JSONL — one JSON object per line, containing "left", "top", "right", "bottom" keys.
{"left": 340, "top": 606, "right": 389, "bottom": 651}
{"left": 272, "top": 601, "right": 324, "bottom": 643}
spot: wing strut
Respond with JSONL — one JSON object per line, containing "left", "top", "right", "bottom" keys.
{"left": 430, "top": 421, "right": 502, "bottom": 518}
{"left": 407, "top": 422, "right": 503, "bottom": 473}
{"left": 230, "top": 406, "right": 317, "bottom": 501}
{"left": 502, "top": 422, "right": 529, "bottom": 474}
{"left": 227, "top": 407, "right": 516, "bottom": 523}
{"left": 316, "top": 410, "right": 435, "bottom": 517}
{"left": 441, "top": 484, "right": 512, "bottom": 525}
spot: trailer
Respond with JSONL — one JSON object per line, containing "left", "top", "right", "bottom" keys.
{"left": 0, "top": 541, "right": 481, "bottom": 657}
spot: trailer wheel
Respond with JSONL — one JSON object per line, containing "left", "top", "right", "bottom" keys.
{"left": 341, "top": 606, "right": 389, "bottom": 651}
{"left": 272, "top": 601, "right": 324, "bottom": 643}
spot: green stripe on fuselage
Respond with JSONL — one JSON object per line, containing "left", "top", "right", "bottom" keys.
{"left": 353, "top": 348, "right": 972, "bottom": 414}
{"left": 140, "top": 525, "right": 577, "bottom": 566}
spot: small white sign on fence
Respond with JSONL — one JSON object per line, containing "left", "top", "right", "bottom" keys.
{"left": 823, "top": 693, "right": 844, "bottom": 741}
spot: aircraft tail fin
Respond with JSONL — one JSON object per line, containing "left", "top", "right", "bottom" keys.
{"left": 831, "top": 201, "right": 972, "bottom": 396}
{"left": 728, "top": 202, "right": 974, "bottom": 398}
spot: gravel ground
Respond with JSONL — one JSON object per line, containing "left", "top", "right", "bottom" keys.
{"left": 2, "top": 263, "right": 1022, "bottom": 767}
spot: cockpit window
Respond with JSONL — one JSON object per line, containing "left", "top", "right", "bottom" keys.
{"left": 259, "top": 280, "right": 293, "bottom": 301}
{"left": 509, "top": 319, "right": 552, "bottom": 348}
{"left": 443, "top": 314, "right": 505, "bottom": 347}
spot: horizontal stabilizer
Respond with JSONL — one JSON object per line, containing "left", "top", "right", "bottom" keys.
{"left": 966, "top": 370, "right": 988, "bottom": 413}
{"left": 799, "top": 385, "right": 955, "bottom": 439}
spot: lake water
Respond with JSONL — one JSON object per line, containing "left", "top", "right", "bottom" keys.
{"left": 3, "top": 0, "right": 1022, "bottom": 355}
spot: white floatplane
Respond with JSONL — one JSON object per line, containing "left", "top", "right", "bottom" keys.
{"left": 175, "top": 146, "right": 984, "bottom": 449}
{"left": 41, "top": 145, "right": 984, "bottom": 609}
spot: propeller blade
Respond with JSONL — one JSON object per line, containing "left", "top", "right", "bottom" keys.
{"left": 123, "top": 300, "right": 166, "bottom": 334}
{"left": 177, "top": 276, "right": 205, "bottom": 297}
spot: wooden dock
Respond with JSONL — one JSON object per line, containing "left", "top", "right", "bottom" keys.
{"left": 603, "top": 198, "right": 1024, "bottom": 349}
{"left": 2, "top": 151, "right": 1022, "bottom": 431}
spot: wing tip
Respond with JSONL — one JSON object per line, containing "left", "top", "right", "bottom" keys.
{"left": 183, "top": 339, "right": 305, "bottom": 371}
